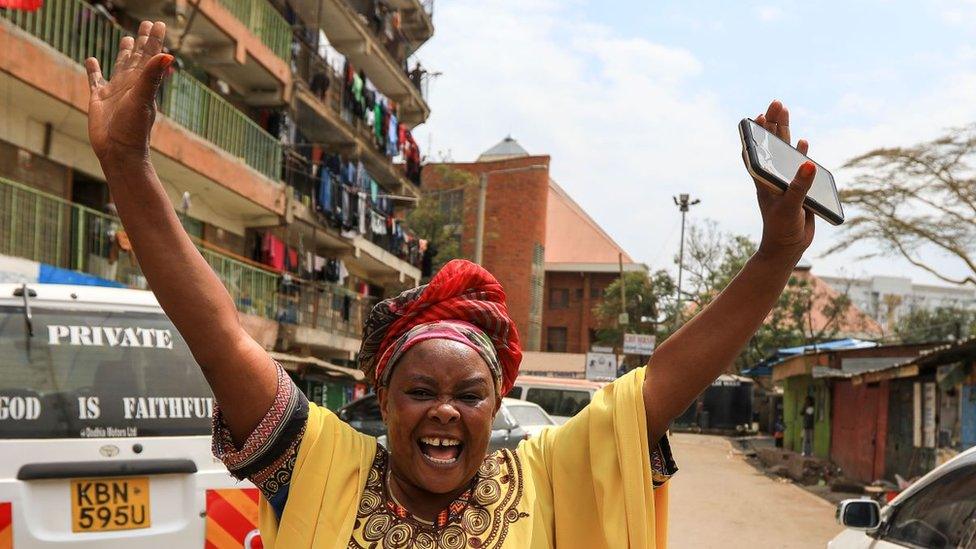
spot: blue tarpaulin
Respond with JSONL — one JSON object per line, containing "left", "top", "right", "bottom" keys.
{"left": 38, "top": 264, "right": 125, "bottom": 288}
{"left": 741, "top": 338, "right": 878, "bottom": 377}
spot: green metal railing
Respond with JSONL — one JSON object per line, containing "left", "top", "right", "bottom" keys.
{"left": 279, "top": 278, "right": 373, "bottom": 339}
{"left": 0, "top": 176, "right": 280, "bottom": 319}
{"left": 1, "top": 0, "right": 283, "bottom": 181}
{"left": 1, "top": 0, "right": 125, "bottom": 78}
{"left": 160, "top": 71, "right": 282, "bottom": 180}
{"left": 217, "top": 0, "right": 291, "bottom": 61}
{"left": 200, "top": 245, "right": 278, "bottom": 318}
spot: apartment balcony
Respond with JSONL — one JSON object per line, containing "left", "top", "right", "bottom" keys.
{"left": 0, "top": 0, "right": 286, "bottom": 220}
{"left": 276, "top": 277, "right": 374, "bottom": 359}
{"left": 290, "top": 0, "right": 430, "bottom": 126}
{"left": 385, "top": 0, "right": 434, "bottom": 50}
{"left": 286, "top": 197, "right": 422, "bottom": 289}
{"left": 0, "top": 174, "right": 280, "bottom": 320}
{"left": 123, "top": 0, "right": 292, "bottom": 105}
{"left": 291, "top": 39, "right": 420, "bottom": 201}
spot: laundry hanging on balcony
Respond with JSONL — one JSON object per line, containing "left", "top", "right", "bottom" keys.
{"left": 0, "top": 0, "right": 43, "bottom": 10}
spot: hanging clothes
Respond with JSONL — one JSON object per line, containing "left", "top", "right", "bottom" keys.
{"left": 358, "top": 193, "right": 368, "bottom": 234}
{"left": 317, "top": 167, "right": 334, "bottom": 213}
{"left": 337, "top": 260, "right": 349, "bottom": 285}
{"left": 387, "top": 113, "right": 399, "bottom": 157}
{"left": 370, "top": 210, "right": 387, "bottom": 235}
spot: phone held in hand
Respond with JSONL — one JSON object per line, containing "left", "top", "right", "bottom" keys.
{"left": 738, "top": 118, "right": 845, "bottom": 225}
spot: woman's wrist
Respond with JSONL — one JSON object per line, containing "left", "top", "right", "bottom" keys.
{"left": 98, "top": 148, "right": 154, "bottom": 179}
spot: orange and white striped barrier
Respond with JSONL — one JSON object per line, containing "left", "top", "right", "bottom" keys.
{"left": 205, "top": 489, "right": 262, "bottom": 549}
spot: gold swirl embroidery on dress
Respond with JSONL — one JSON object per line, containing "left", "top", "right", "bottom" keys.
{"left": 348, "top": 447, "right": 526, "bottom": 548}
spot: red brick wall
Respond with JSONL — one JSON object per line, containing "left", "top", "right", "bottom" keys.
{"left": 542, "top": 271, "right": 620, "bottom": 353}
{"left": 422, "top": 157, "right": 551, "bottom": 349}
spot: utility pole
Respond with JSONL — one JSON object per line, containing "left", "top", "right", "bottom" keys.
{"left": 673, "top": 193, "right": 700, "bottom": 328}
{"left": 473, "top": 164, "right": 548, "bottom": 265}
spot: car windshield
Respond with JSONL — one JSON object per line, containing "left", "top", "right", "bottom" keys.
{"left": 885, "top": 464, "right": 976, "bottom": 549}
{"left": 507, "top": 404, "right": 554, "bottom": 426}
{"left": 0, "top": 306, "right": 212, "bottom": 439}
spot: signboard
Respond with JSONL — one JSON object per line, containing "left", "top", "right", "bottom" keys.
{"left": 923, "top": 382, "right": 937, "bottom": 448}
{"left": 585, "top": 352, "right": 617, "bottom": 381}
{"left": 623, "top": 333, "right": 656, "bottom": 355}
{"left": 590, "top": 346, "right": 614, "bottom": 354}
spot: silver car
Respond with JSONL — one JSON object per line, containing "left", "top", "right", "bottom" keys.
{"left": 830, "top": 444, "right": 976, "bottom": 548}
{"left": 338, "top": 394, "right": 529, "bottom": 451}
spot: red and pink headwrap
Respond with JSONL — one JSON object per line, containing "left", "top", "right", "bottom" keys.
{"left": 357, "top": 259, "right": 523, "bottom": 396}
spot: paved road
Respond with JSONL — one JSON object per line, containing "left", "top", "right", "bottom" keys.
{"left": 667, "top": 434, "right": 843, "bottom": 548}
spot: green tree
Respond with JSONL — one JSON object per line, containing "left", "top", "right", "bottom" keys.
{"left": 827, "top": 124, "right": 976, "bottom": 286}
{"left": 404, "top": 166, "right": 475, "bottom": 281}
{"left": 676, "top": 220, "right": 860, "bottom": 371}
{"left": 592, "top": 270, "right": 676, "bottom": 359}
{"left": 894, "top": 306, "right": 976, "bottom": 344}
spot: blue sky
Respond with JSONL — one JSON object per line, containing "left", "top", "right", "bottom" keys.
{"left": 412, "top": 0, "right": 976, "bottom": 286}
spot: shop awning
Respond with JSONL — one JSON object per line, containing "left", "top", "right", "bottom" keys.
{"left": 269, "top": 351, "right": 365, "bottom": 382}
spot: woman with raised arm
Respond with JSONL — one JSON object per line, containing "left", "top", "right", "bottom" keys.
{"left": 86, "top": 21, "right": 818, "bottom": 549}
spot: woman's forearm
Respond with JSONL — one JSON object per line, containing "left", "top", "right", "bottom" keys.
{"left": 101, "top": 156, "right": 243, "bottom": 362}
{"left": 643, "top": 250, "right": 798, "bottom": 440}
{"left": 100, "top": 155, "right": 276, "bottom": 441}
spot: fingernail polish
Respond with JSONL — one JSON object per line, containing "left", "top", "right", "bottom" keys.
{"left": 800, "top": 161, "right": 815, "bottom": 177}
{"left": 161, "top": 54, "right": 174, "bottom": 68}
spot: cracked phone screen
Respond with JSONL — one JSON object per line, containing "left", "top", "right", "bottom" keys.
{"left": 749, "top": 119, "right": 843, "bottom": 218}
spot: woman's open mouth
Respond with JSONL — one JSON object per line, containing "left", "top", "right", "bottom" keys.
{"left": 418, "top": 437, "right": 463, "bottom": 466}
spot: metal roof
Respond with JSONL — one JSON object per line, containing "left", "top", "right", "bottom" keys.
{"left": 477, "top": 136, "right": 530, "bottom": 161}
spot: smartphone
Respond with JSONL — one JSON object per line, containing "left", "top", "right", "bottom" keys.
{"left": 738, "top": 118, "right": 844, "bottom": 225}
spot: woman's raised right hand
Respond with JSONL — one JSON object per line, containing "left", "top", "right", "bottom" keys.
{"left": 85, "top": 21, "right": 172, "bottom": 164}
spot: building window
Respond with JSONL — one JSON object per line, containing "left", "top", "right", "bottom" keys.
{"left": 591, "top": 286, "right": 604, "bottom": 299}
{"left": 438, "top": 188, "right": 464, "bottom": 225}
{"left": 546, "top": 327, "right": 568, "bottom": 352}
{"left": 549, "top": 288, "right": 569, "bottom": 309}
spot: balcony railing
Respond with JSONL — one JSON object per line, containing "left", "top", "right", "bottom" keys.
{"left": 0, "top": 176, "right": 280, "bottom": 319}
{"left": 160, "top": 71, "right": 282, "bottom": 180}
{"left": 216, "top": 0, "right": 291, "bottom": 61}
{"left": 1, "top": 0, "right": 283, "bottom": 181}
{"left": 278, "top": 278, "right": 373, "bottom": 339}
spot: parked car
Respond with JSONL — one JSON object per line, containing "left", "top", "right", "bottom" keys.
{"left": 0, "top": 284, "right": 255, "bottom": 548}
{"left": 829, "top": 444, "right": 976, "bottom": 549}
{"left": 501, "top": 398, "right": 557, "bottom": 438}
{"left": 509, "top": 376, "right": 607, "bottom": 424}
{"left": 337, "top": 394, "right": 528, "bottom": 451}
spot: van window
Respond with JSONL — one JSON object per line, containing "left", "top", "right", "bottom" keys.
{"left": 524, "top": 388, "right": 591, "bottom": 417}
{"left": 0, "top": 306, "right": 212, "bottom": 439}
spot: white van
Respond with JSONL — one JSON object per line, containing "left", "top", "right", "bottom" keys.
{"left": 0, "top": 283, "right": 256, "bottom": 548}
{"left": 510, "top": 376, "right": 607, "bottom": 424}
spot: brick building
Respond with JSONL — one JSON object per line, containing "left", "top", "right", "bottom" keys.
{"left": 422, "top": 137, "right": 644, "bottom": 354}
{"left": 543, "top": 181, "right": 646, "bottom": 354}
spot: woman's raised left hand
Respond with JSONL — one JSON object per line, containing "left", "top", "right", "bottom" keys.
{"left": 749, "top": 100, "right": 816, "bottom": 263}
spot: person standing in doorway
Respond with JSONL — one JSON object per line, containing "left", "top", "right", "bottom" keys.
{"left": 802, "top": 395, "right": 815, "bottom": 456}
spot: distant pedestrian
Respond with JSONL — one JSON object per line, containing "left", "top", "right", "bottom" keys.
{"left": 802, "top": 396, "right": 815, "bottom": 456}
{"left": 773, "top": 416, "right": 785, "bottom": 448}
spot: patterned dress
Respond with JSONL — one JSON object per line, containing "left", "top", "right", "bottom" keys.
{"left": 212, "top": 364, "right": 677, "bottom": 548}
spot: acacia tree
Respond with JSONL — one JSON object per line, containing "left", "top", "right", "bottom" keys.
{"left": 828, "top": 124, "right": 976, "bottom": 286}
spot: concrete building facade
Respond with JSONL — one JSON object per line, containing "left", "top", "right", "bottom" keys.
{"left": 820, "top": 274, "right": 976, "bottom": 330}
{"left": 0, "top": 0, "right": 435, "bottom": 407}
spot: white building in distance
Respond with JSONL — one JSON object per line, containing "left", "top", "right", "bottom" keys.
{"left": 819, "top": 274, "right": 976, "bottom": 328}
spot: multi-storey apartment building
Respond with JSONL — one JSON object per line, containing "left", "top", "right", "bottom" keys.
{"left": 0, "top": 0, "right": 434, "bottom": 408}
{"left": 820, "top": 274, "right": 976, "bottom": 331}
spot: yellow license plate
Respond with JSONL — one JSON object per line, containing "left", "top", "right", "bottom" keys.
{"left": 70, "top": 477, "right": 151, "bottom": 532}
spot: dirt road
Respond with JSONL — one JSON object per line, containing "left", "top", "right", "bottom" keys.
{"left": 667, "top": 434, "right": 843, "bottom": 548}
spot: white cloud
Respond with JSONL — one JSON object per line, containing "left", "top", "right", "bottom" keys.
{"left": 755, "top": 5, "right": 785, "bottom": 22}
{"left": 415, "top": 0, "right": 739, "bottom": 274}
{"left": 413, "top": 0, "right": 976, "bottom": 288}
